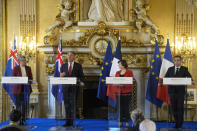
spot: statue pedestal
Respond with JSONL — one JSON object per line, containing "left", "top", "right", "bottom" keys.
{"left": 78, "top": 21, "right": 131, "bottom": 26}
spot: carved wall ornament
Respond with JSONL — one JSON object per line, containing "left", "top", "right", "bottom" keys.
{"left": 46, "top": 64, "right": 55, "bottom": 75}
{"left": 129, "top": 0, "right": 164, "bottom": 44}
{"left": 74, "top": 53, "right": 100, "bottom": 66}
{"left": 45, "top": 0, "right": 76, "bottom": 34}
{"left": 123, "top": 54, "right": 147, "bottom": 67}
{"left": 44, "top": 53, "right": 148, "bottom": 75}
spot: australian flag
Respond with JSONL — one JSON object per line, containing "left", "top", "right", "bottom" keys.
{"left": 97, "top": 41, "right": 113, "bottom": 102}
{"left": 146, "top": 40, "right": 163, "bottom": 107}
{"left": 2, "top": 39, "right": 19, "bottom": 104}
{"left": 51, "top": 39, "right": 64, "bottom": 104}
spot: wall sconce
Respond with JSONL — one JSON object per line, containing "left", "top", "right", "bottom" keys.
{"left": 175, "top": 34, "right": 196, "bottom": 57}
{"left": 16, "top": 36, "right": 36, "bottom": 61}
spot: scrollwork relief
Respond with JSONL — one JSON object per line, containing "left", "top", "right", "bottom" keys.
{"left": 45, "top": 0, "right": 76, "bottom": 34}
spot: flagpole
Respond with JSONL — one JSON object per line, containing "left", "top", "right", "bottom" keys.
{"left": 166, "top": 32, "right": 172, "bottom": 123}
{"left": 156, "top": 106, "right": 158, "bottom": 121}
{"left": 13, "top": 32, "right": 15, "bottom": 50}
{"left": 156, "top": 35, "right": 159, "bottom": 121}
{"left": 118, "top": 30, "right": 121, "bottom": 40}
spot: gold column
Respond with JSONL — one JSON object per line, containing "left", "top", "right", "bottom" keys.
{"left": 0, "top": 0, "right": 8, "bottom": 122}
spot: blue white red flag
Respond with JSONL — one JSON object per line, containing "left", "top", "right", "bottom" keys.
{"left": 51, "top": 39, "right": 64, "bottom": 104}
{"left": 2, "top": 39, "right": 19, "bottom": 104}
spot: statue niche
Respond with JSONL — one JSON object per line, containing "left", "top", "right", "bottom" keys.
{"left": 132, "top": 0, "right": 159, "bottom": 34}
{"left": 88, "top": 0, "right": 124, "bottom": 22}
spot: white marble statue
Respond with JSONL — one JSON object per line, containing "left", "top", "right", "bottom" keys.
{"left": 46, "top": 0, "right": 75, "bottom": 33}
{"left": 134, "top": 0, "right": 159, "bottom": 34}
{"left": 88, "top": 0, "right": 124, "bottom": 22}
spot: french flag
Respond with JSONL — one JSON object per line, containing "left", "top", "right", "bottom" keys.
{"left": 156, "top": 39, "right": 173, "bottom": 104}
{"left": 107, "top": 40, "right": 122, "bottom": 107}
{"left": 109, "top": 40, "right": 122, "bottom": 77}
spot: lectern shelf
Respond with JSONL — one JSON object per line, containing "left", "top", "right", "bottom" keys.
{"left": 163, "top": 77, "right": 192, "bottom": 85}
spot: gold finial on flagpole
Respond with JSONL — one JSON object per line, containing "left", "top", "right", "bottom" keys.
{"left": 166, "top": 32, "right": 169, "bottom": 40}
{"left": 118, "top": 30, "right": 121, "bottom": 40}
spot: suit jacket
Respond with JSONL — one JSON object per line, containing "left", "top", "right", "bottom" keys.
{"left": 60, "top": 62, "right": 85, "bottom": 84}
{"left": 165, "top": 66, "right": 192, "bottom": 94}
{"left": 12, "top": 65, "right": 33, "bottom": 94}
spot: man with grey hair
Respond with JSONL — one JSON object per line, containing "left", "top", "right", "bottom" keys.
{"left": 60, "top": 51, "right": 85, "bottom": 127}
{"left": 130, "top": 108, "right": 145, "bottom": 131}
{"left": 12, "top": 55, "right": 33, "bottom": 125}
{"left": 139, "top": 119, "right": 156, "bottom": 131}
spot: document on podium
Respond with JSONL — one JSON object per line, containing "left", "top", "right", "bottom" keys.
{"left": 49, "top": 77, "right": 77, "bottom": 85}
{"left": 163, "top": 77, "right": 192, "bottom": 85}
{"left": 1, "top": 77, "right": 28, "bottom": 84}
{"left": 106, "top": 77, "right": 133, "bottom": 85}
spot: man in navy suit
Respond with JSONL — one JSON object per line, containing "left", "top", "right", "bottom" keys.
{"left": 60, "top": 51, "right": 85, "bottom": 127}
{"left": 165, "top": 55, "right": 192, "bottom": 128}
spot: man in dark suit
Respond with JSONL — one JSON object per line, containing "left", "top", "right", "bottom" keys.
{"left": 60, "top": 51, "right": 85, "bottom": 127}
{"left": 165, "top": 55, "right": 192, "bottom": 128}
{"left": 12, "top": 56, "right": 33, "bottom": 125}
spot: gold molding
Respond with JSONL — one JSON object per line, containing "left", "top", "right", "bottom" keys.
{"left": 63, "top": 29, "right": 88, "bottom": 32}
{"left": 77, "top": 0, "right": 80, "bottom": 21}
{"left": 75, "top": 25, "right": 136, "bottom": 28}
{"left": 44, "top": 52, "right": 149, "bottom": 75}
{"left": 128, "top": 0, "right": 130, "bottom": 20}
{"left": 1, "top": 0, "right": 8, "bottom": 122}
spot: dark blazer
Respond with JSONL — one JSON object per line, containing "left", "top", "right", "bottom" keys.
{"left": 60, "top": 62, "right": 85, "bottom": 83}
{"left": 165, "top": 66, "right": 192, "bottom": 94}
{"left": 12, "top": 65, "right": 33, "bottom": 94}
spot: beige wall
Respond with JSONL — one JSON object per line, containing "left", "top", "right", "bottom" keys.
{"left": 37, "top": 0, "right": 59, "bottom": 44}
{"left": 148, "top": 0, "right": 176, "bottom": 43}
{"left": 37, "top": 0, "right": 59, "bottom": 117}
{"left": 7, "top": 0, "right": 20, "bottom": 43}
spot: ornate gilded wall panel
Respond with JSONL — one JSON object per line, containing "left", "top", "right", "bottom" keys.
{"left": 0, "top": 0, "right": 3, "bottom": 122}
{"left": 0, "top": 0, "right": 9, "bottom": 122}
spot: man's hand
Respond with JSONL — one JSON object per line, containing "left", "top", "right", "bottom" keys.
{"left": 80, "top": 82, "right": 85, "bottom": 87}
{"left": 60, "top": 72, "right": 65, "bottom": 77}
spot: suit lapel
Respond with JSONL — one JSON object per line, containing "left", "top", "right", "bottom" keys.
{"left": 18, "top": 66, "right": 22, "bottom": 76}
{"left": 25, "top": 66, "right": 28, "bottom": 76}
{"left": 172, "top": 66, "right": 176, "bottom": 76}
{"left": 65, "top": 63, "right": 69, "bottom": 76}
{"left": 71, "top": 62, "right": 76, "bottom": 76}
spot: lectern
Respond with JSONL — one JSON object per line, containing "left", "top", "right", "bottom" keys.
{"left": 49, "top": 77, "right": 82, "bottom": 131}
{"left": 1, "top": 76, "right": 31, "bottom": 125}
{"left": 106, "top": 77, "right": 133, "bottom": 130}
{"left": 163, "top": 77, "right": 192, "bottom": 129}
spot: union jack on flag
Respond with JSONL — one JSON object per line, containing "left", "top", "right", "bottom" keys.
{"left": 2, "top": 39, "right": 19, "bottom": 104}
{"left": 56, "top": 39, "right": 63, "bottom": 72}
{"left": 9, "top": 39, "right": 19, "bottom": 69}
{"left": 51, "top": 39, "right": 64, "bottom": 104}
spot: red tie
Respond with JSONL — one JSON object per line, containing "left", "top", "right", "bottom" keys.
{"left": 68, "top": 62, "right": 72, "bottom": 76}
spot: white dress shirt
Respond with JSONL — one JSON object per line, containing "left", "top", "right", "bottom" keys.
{"left": 20, "top": 65, "right": 27, "bottom": 77}
{"left": 68, "top": 62, "right": 74, "bottom": 70}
